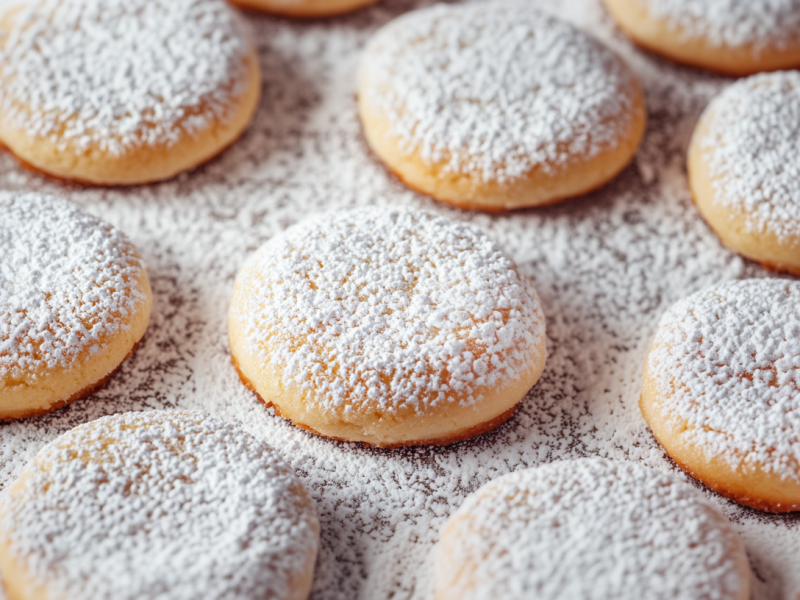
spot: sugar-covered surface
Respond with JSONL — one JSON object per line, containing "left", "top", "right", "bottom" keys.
{"left": 0, "top": 0, "right": 250, "bottom": 154}
{"left": 360, "top": 3, "right": 640, "bottom": 183}
{"left": 699, "top": 72, "right": 800, "bottom": 241}
{"left": 0, "top": 193, "right": 147, "bottom": 380}
{"left": 640, "top": 0, "right": 800, "bottom": 51}
{"left": 437, "top": 459, "right": 747, "bottom": 599}
{"left": 232, "top": 207, "right": 543, "bottom": 412}
{"left": 0, "top": 0, "right": 798, "bottom": 598}
{"left": 0, "top": 411, "right": 319, "bottom": 599}
{"left": 648, "top": 280, "right": 800, "bottom": 481}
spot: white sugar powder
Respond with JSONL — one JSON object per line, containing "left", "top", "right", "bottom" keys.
{"left": 232, "top": 207, "right": 544, "bottom": 413}
{"left": 641, "top": 0, "right": 800, "bottom": 50}
{"left": 0, "top": 410, "right": 319, "bottom": 599}
{"left": 438, "top": 459, "right": 747, "bottom": 599}
{"left": 0, "top": 0, "right": 797, "bottom": 598}
{"left": 699, "top": 71, "right": 800, "bottom": 241}
{"left": 0, "top": 192, "right": 148, "bottom": 381}
{"left": 0, "top": 0, "right": 251, "bottom": 154}
{"left": 647, "top": 279, "right": 800, "bottom": 481}
{"left": 359, "top": 3, "right": 641, "bottom": 183}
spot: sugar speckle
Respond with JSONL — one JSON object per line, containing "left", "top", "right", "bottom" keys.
{"left": 640, "top": 0, "right": 800, "bottom": 50}
{"left": 647, "top": 279, "right": 800, "bottom": 481}
{"left": 0, "top": 410, "right": 320, "bottom": 600}
{"left": 0, "top": 0, "right": 251, "bottom": 154}
{"left": 698, "top": 71, "right": 800, "bottom": 242}
{"left": 359, "top": 2, "right": 641, "bottom": 183}
{"left": 0, "top": 192, "right": 149, "bottom": 382}
{"left": 438, "top": 458, "right": 748, "bottom": 600}
{"left": 231, "top": 206, "right": 545, "bottom": 413}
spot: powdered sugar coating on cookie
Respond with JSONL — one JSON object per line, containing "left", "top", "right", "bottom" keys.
{"left": 0, "top": 0, "right": 251, "bottom": 154}
{"left": 231, "top": 207, "right": 545, "bottom": 414}
{"left": 0, "top": 192, "right": 149, "bottom": 381}
{"left": 646, "top": 279, "right": 800, "bottom": 481}
{"left": 437, "top": 458, "right": 748, "bottom": 600}
{"left": 0, "top": 410, "right": 320, "bottom": 600}
{"left": 640, "top": 0, "right": 800, "bottom": 51}
{"left": 359, "top": 3, "right": 641, "bottom": 184}
{"left": 698, "top": 71, "right": 800, "bottom": 241}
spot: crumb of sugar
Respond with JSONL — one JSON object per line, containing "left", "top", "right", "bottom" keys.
{"left": 641, "top": 0, "right": 800, "bottom": 50}
{"left": 438, "top": 458, "right": 747, "bottom": 600}
{"left": 0, "top": 410, "right": 319, "bottom": 600}
{"left": 0, "top": 192, "right": 148, "bottom": 381}
{"left": 0, "top": 0, "right": 251, "bottom": 155}
{"left": 359, "top": 2, "right": 641, "bottom": 184}
{"left": 699, "top": 71, "right": 800, "bottom": 242}
{"left": 647, "top": 279, "right": 800, "bottom": 480}
{"left": 231, "top": 206, "right": 545, "bottom": 413}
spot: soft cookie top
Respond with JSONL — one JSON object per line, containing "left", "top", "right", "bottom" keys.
{"left": 604, "top": 0, "right": 800, "bottom": 74}
{"left": 358, "top": 3, "right": 645, "bottom": 210}
{"left": 229, "top": 206, "right": 547, "bottom": 446}
{"left": 0, "top": 411, "right": 320, "bottom": 600}
{"left": 0, "top": 192, "right": 151, "bottom": 418}
{"left": 689, "top": 71, "right": 800, "bottom": 273}
{"left": 436, "top": 459, "right": 750, "bottom": 600}
{"left": 643, "top": 279, "right": 800, "bottom": 510}
{"left": 0, "top": 0, "right": 259, "bottom": 184}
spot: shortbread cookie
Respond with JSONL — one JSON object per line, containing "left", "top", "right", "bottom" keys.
{"left": 604, "top": 0, "right": 800, "bottom": 75}
{"left": 229, "top": 0, "right": 380, "bottom": 18}
{"left": 0, "top": 0, "right": 260, "bottom": 185}
{"left": 436, "top": 459, "right": 750, "bottom": 600}
{"left": 358, "top": 3, "right": 646, "bottom": 211}
{"left": 689, "top": 71, "right": 800, "bottom": 274}
{"left": 642, "top": 279, "right": 800, "bottom": 511}
{"left": 228, "top": 207, "right": 547, "bottom": 447}
{"left": 0, "top": 192, "right": 152, "bottom": 420}
{"left": 0, "top": 411, "right": 320, "bottom": 600}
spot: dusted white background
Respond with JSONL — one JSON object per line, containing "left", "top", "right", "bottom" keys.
{"left": 0, "top": 0, "right": 797, "bottom": 597}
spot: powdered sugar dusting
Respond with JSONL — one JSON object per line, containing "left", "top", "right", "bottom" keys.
{"left": 231, "top": 207, "right": 544, "bottom": 413}
{"left": 438, "top": 459, "right": 748, "bottom": 599}
{"left": 0, "top": 410, "right": 319, "bottom": 600}
{"left": 647, "top": 279, "right": 800, "bottom": 480}
{"left": 0, "top": 0, "right": 799, "bottom": 598}
{"left": 359, "top": 2, "right": 641, "bottom": 183}
{"left": 699, "top": 71, "right": 800, "bottom": 241}
{"left": 640, "top": 0, "right": 800, "bottom": 50}
{"left": 0, "top": 0, "right": 251, "bottom": 154}
{"left": 0, "top": 192, "right": 148, "bottom": 381}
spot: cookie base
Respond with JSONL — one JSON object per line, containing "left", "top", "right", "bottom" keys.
{"left": 231, "top": 356, "right": 518, "bottom": 449}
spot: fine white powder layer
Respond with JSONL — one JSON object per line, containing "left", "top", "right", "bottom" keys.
{"left": 0, "top": 192, "right": 148, "bottom": 381}
{"left": 232, "top": 207, "right": 545, "bottom": 413}
{"left": 640, "top": 0, "right": 800, "bottom": 50}
{"left": 437, "top": 459, "right": 747, "bottom": 600}
{"left": 0, "top": 0, "right": 251, "bottom": 154}
{"left": 359, "top": 2, "right": 640, "bottom": 183}
{"left": 699, "top": 71, "right": 800, "bottom": 241}
{"left": 0, "top": 410, "right": 319, "bottom": 600}
{"left": 647, "top": 279, "right": 800, "bottom": 481}
{"left": 0, "top": 0, "right": 799, "bottom": 598}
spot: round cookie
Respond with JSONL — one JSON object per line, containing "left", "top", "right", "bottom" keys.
{"left": 688, "top": 71, "right": 800, "bottom": 275}
{"left": 229, "top": 0, "right": 380, "bottom": 18}
{"left": 357, "top": 4, "right": 646, "bottom": 211}
{"left": 604, "top": 0, "right": 800, "bottom": 75}
{"left": 228, "top": 207, "right": 547, "bottom": 447}
{"left": 642, "top": 279, "right": 800, "bottom": 512}
{"left": 0, "top": 0, "right": 260, "bottom": 185}
{"left": 0, "top": 192, "right": 152, "bottom": 420}
{"left": 435, "top": 458, "right": 750, "bottom": 600}
{"left": 0, "top": 411, "right": 320, "bottom": 600}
